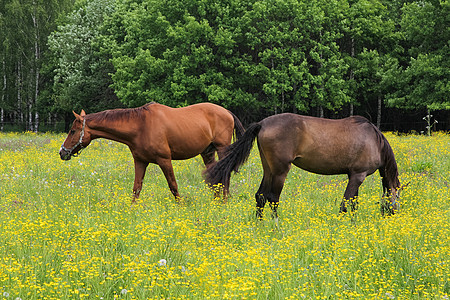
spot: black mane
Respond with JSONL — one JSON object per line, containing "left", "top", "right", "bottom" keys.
{"left": 86, "top": 102, "right": 155, "bottom": 123}
{"left": 352, "top": 115, "right": 400, "bottom": 188}
{"left": 369, "top": 123, "right": 400, "bottom": 189}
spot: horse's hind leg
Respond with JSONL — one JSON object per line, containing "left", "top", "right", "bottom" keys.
{"left": 201, "top": 144, "right": 217, "bottom": 167}
{"left": 201, "top": 144, "right": 226, "bottom": 199}
{"left": 255, "top": 149, "right": 291, "bottom": 220}
{"left": 340, "top": 173, "right": 366, "bottom": 213}
{"left": 256, "top": 172, "right": 289, "bottom": 220}
{"left": 157, "top": 158, "right": 181, "bottom": 201}
{"left": 255, "top": 175, "right": 270, "bottom": 219}
{"left": 268, "top": 169, "right": 290, "bottom": 220}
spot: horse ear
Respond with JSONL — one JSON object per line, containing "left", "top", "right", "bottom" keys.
{"left": 80, "top": 109, "right": 86, "bottom": 117}
{"left": 73, "top": 110, "right": 80, "bottom": 119}
{"left": 73, "top": 110, "right": 84, "bottom": 121}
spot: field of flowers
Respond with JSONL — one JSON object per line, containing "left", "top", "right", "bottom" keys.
{"left": 0, "top": 131, "right": 448, "bottom": 299}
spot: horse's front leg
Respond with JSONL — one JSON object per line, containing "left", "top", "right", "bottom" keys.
{"left": 133, "top": 159, "right": 149, "bottom": 203}
{"left": 340, "top": 173, "right": 366, "bottom": 213}
{"left": 157, "top": 158, "right": 181, "bottom": 201}
{"left": 200, "top": 146, "right": 224, "bottom": 200}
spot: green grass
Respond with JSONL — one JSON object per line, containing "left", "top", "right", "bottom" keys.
{"left": 0, "top": 131, "right": 449, "bottom": 299}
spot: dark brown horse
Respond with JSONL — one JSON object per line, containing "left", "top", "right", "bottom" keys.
{"left": 60, "top": 102, "right": 244, "bottom": 201}
{"left": 205, "top": 113, "right": 403, "bottom": 218}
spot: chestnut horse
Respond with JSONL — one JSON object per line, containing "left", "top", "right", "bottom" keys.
{"left": 205, "top": 113, "right": 404, "bottom": 218}
{"left": 59, "top": 102, "right": 244, "bottom": 201}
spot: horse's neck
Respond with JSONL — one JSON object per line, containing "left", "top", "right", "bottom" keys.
{"left": 386, "top": 165, "right": 400, "bottom": 190}
{"left": 87, "top": 116, "right": 137, "bottom": 146}
{"left": 381, "top": 138, "right": 400, "bottom": 189}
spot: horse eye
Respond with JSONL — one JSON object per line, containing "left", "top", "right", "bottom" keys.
{"left": 70, "top": 130, "right": 75, "bottom": 135}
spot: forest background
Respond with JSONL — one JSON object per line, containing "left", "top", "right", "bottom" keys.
{"left": 0, "top": 0, "right": 448, "bottom": 132}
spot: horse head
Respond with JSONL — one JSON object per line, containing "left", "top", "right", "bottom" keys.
{"left": 382, "top": 182, "right": 410, "bottom": 216}
{"left": 59, "top": 110, "right": 92, "bottom": 160}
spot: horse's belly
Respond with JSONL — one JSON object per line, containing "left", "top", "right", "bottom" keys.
{"left": 170, "top": 143, "right": 210, "bottom": 160}
{"left": 293, "top": 157, "right": 348, "bottom": 175}
{"left": 293, "top": 156, "right": 380, "bottom": 176}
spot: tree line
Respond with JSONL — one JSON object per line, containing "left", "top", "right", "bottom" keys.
{"left": 0, "top": 0, "right": 448, "bottom": 132}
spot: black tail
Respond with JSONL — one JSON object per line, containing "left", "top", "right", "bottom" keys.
{"left": 229, "top": 111, "right": 245, "bottom": 140}
{"left": 205, "top": 123, "right": 262, "bottom": 194}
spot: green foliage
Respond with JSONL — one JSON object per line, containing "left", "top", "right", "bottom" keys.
{"left": 1, "top": 0, "right": 449, "bottom": 131}
{"left": 0, "top": 0, "right": 75, "bottom": 130}
{"left": 103, "top": 0, "right": 352, "bottom": 113}
{"left": 386, "top": 0, "right": 449, "bottom": 111}
{"left": 387, "top": 53, "right": 450, "bottom": 110}
{"left": 48, "top": 0, "right": 122, "bottom": 114}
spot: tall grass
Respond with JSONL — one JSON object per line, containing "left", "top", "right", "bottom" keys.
{"left": 0, "top": 132, "right": 448, "bottom": 299}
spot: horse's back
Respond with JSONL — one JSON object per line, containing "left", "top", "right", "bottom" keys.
{"left": 145, "top": 103, "right": 234, "bottom": 159}
{"left": 151, "top": 102, "right": 231, "bottom": 123}
{"left": 257, "top": 114, "right": 383, "bottom": 175}
{"left": 151, "top": 102, "right": 233, "bottom": 136}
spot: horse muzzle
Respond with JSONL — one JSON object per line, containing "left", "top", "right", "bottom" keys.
{"left": 391, "top": 201, "right": 400, "bottom": 212}
{"left": 381, "top": 198, "right": 400, "bottom": 216}
{"left": 59, "top": 147, "right": 72, "bottom": 161}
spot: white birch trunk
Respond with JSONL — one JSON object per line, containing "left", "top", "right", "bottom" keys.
{"left": 17, "top": 60, "right": 24, "bottom": 125}
{"left": 32, "top": 0, "right": 40, "bottom": 132}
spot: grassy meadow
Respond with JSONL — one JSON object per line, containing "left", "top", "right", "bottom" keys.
{"left": 0, "top": 131, "right": 449, "bottom": 299}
